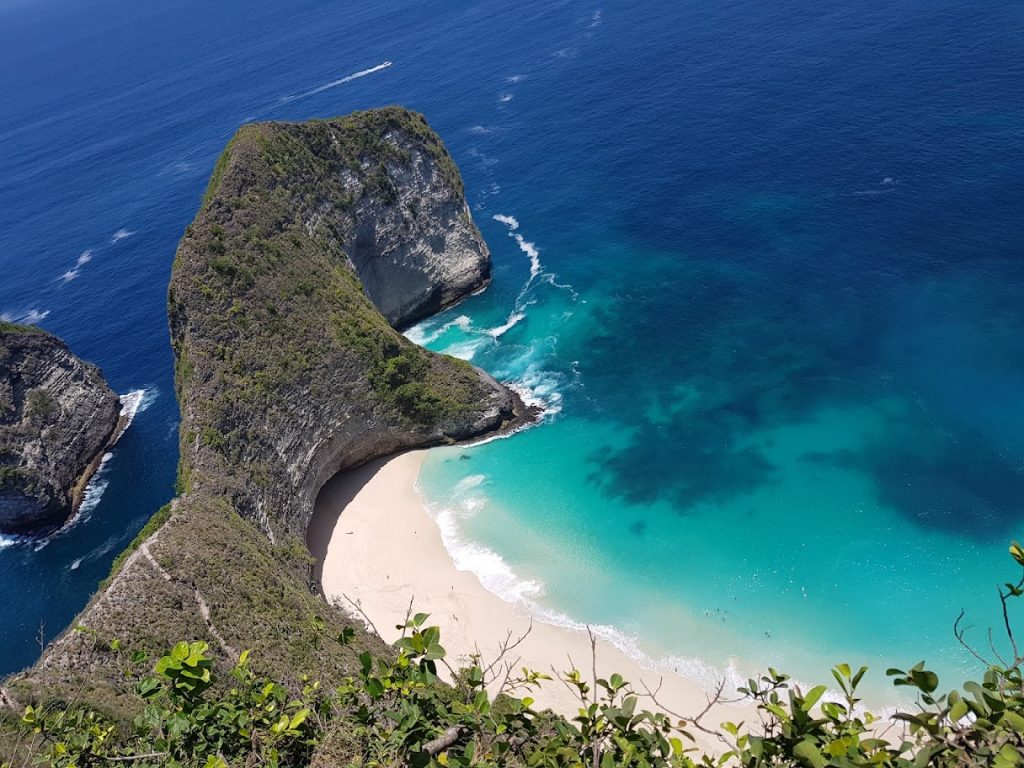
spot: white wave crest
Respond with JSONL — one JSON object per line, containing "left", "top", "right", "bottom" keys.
{"left": 111, "top": 228, "right": 134, "bottom": 243}
{"left": 492, "top": 214, "right": 520, "bottom": 231}
{"left": 405, "top": 315, "right": 473, "bottom": 346}
{"left": 431, "top": 502, "right": 546, "bottom": 604}
{"left": 491, "top": 214, "right": 546, "bottom": 282}
{"left": 0, "top": 534, "right": 16, "bottom": 550}
{"left": 57, "top": 249, "right": 95, "bottom": 284}
{"left": 420, "top": 485, "right": 755, "bottom": 697}
{"left": 499, "top": 93, "right": 514, "bottom": 103}
{"left": 76, "top": 454, "right": 112, "bottom": 523}
{"left": 282, "top": 61, "right": 393, "bottom": 103}
{"left": 487, "top": 309, "right": 527, "bottom": 339}
{"left": 118, "top": 388, "right": 155, "bottom": 432}
{"left": 0, "top": 308, "right": 50, "bottom": 325}
{"left": 509, "top": 365, "right": 564, "bottom": 417}
{"left": 513, "top": 234, "right": 542, "bottom": 281}
{"left": 441, "top": 338, "right": 488, "bottom": 361}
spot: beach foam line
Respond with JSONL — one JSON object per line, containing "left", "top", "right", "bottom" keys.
{"left": 281, "top": 61, "right": 393, "bottom": 103}
{"left": 418, "top": 480, "right": 750, "bottom": 698}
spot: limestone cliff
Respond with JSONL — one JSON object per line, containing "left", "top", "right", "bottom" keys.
{"left": 0, "top": 323, "right": 121, "bottom": 534}
{"left": 4, "top": 108, "right": 527, "bottom": 716}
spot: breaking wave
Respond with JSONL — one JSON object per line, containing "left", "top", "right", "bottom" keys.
{"left": 418, "top": 474, "right": 754, "bottom": 697}
{"left": 117, "top": 388, "right": 156, "bottom": 434}
{"left": 0, "top": 388, "right": 156, "bottom": 551}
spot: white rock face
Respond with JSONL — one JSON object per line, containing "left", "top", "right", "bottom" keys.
{"left": 345, "top": 133, "right": 490, "bottom": 328}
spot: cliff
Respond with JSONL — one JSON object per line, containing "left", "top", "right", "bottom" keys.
{"left": 0, "top": 322, "right": 121, "bottom": 534}
{"left": 3, "top": 108, "right": 527, "bottom": 721}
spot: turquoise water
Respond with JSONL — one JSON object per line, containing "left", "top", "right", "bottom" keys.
{"left": 412, "top": 213, "right": 1024, "bottom": 702}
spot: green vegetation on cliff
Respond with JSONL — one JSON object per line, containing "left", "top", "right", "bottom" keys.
{"left": 169, "top": 107, "right": 511, "bottom": 529}
{"left": 2, "top": 108, "right": 518, "bottom": 763}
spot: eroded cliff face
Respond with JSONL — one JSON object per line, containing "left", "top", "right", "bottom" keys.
{"left": 5, "top": 109, "right": 525, "bottom": 710}
{"left": 346, "top": 133, "right": 491, "bottom": 328}
{"left": 168, "top": 107, "right": 524, "bottom": 538}
{"left": 0, "top": 324, "right": 120, "bottom": 534}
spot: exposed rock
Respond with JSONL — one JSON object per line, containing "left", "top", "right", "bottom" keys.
{"left": 7, "top": 109, "right": 529, "bottom": 704}
{"left": 168, "top": 106, "right": 528, "bottom": 538}
{"left": 346, "top": 131, "right": 491, "bottom": 328}
{"left": 0, "top": 323, "right": 121, "bottom": 534}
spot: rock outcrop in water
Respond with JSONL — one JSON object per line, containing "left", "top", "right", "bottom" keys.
{"left": 4, "top": 108, "right": 528, "bottom": 718}
{"left": 0, "top": 323, "right": 121, "bottom": 534}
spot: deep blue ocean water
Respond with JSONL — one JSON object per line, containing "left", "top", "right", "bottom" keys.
{"left": 2, "top": 0, "right": 1023, "bottom": 699}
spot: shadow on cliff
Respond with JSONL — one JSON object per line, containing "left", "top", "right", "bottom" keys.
{"left": 306, "top": 455, "right": 397, "bottom": 591}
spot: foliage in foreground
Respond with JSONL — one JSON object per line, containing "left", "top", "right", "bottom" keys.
{"left": 7, "top": 545, "right": 1024, "bottom": 767}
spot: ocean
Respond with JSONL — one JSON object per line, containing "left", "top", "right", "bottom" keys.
{"left": 2, "top": 0, "right": 1023, "bottom": 698}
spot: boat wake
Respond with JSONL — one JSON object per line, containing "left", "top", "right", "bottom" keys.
{"left": 281, "top": 61, "right": 393, "bottom": 103}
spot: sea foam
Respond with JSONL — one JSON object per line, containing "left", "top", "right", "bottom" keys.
{"left": 420, "top": 474, "right": 758, "bottom": 697}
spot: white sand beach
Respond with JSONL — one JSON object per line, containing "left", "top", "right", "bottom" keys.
{"left": 307, "top": 451, "right": 754, "bottom": 751}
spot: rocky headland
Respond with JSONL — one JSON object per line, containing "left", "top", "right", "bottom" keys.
{"left": 0, "top": 323, "right": 122, "bottom": 534}
{"left": 3, "top": 108, "right": 530, "bottom": 728}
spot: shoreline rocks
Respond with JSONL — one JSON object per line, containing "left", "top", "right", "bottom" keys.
{"left": 0, "top": 323, "right": 121, "bottom": 535}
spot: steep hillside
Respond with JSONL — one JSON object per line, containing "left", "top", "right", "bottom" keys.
{"left": 3, "top": 108, "right": 528, "bottom": 722}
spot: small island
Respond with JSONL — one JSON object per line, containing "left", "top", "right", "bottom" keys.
{"left": 0, "top": 322, "right": 122, "bottom": 534}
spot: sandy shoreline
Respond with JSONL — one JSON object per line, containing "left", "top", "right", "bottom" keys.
{"left": 308, "top": 451, "right": 753, "bottom": 750}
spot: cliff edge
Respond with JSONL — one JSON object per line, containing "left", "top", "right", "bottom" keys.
{"left": 3, "top": 108, "right": 527, "bottom": 720}
{"left": 0, "top": 323, "right": 121, "bottom": 534}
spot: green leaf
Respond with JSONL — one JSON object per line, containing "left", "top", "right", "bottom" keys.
{"left": 1001, "top": 710, "right": 1024, "bottom": 732}
{"left": 793, "top": 740, "right": 827, "bottom": 768}
{"left": 1009, "top": 541, "right": 1024, "bottom": 566}
{"left": 425, "top": 643, "right": 446, "bottom": 661}
{"left": 803, "top": 685, "right": 827, "bottom": 711}
{"left": 949, "top": 700, "right": 969, "bottom": 722}
{"left": 910, "top": 668, "right": 939, "bottom": 694}
{"left": 366, "top": 677, "right": 384, "bottom": 698}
